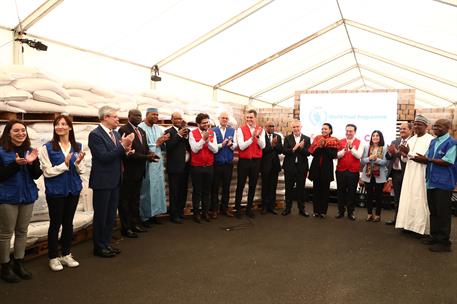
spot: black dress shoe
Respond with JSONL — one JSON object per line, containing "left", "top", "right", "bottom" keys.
{"left": 348, "top": 214, "right": 356, "bottom": 221}
{"left": 335, "top": 213, "right": 344, "bottom": 219}
{"left": 268, "top": 209, "right": 278, "bottom": 215}
{"left": 202, "top": 213, "right": 210, "bottom": 222}
{"left": 193, "top": 214, "right": 201, "bottom": 223}
{"left": 429, "top": 243, "right": 452, "bottom": 252}
{"left": 141, "top": 221, "right": 153, "bottom": 228}
{"left": 261, "top": 209, "right": 268, "bottom": 215}
{"left": 281, "top": 209, "right": 291, "bottom": 216}
{"left": 132, "top": 225, "right": 147, "bottom": 233}
{"left": 171, "top": 217, "right": 184, "bottom": 224}
{"left": 385, "top": 220, "right": 396, "bottom": 225}
{"left": 235, "top": 211, "right": 242, "bottom": 219}
{"left": 246, "top": 210, "right": 255, "bottom": 219}
{"left": 149, "top": 217, "right": 163, "bottom": 225}
{"left": 94, "top": 248, "right": 116, "bottom": 258}
{"left": 121, "top": 229, "right": 138, "bottom": 238}
{"left": 299, "top": 210, "right": 310, "bottom": 217}
{"left": 106, "top": 246, "right": 121, "bottom": 255}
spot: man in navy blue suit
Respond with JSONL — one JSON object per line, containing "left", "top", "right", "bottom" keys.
{"left": 89, "top": 106, "right": 134, "bottom": 258}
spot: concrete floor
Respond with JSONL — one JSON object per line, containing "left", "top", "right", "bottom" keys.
{"left": 1, "top": 204, "right": 456, "bottom": 304}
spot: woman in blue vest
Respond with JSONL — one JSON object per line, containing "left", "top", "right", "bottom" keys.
{"left": 361, "top": 130, "right": 388, "bottom": 222}
{"left": 38, "top": 115, "right": 85, "bottom": 271}
{"left": 0, "top": 119, "right": 42, "bottom": 283}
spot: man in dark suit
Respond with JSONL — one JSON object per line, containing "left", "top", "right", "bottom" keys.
{"left": 260, "top": 121, "right": 283, "bottom": 215}
{"left": 164, "top": 112, "right": 190, "bottom": 224}
{"left": 118, "top": 109, "right": 158, "bottom": 238}
{"left": 89, "top": 106, "right": 134, "bottom": 258}
{"left": 385, "top": 122, "right": 412, "bottom": 225}
{"left": 282, "top": 120, "right": 310, "bottom": 217}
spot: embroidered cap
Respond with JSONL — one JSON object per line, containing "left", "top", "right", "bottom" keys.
{"left": 146, "top": 108, "right": 158, "bottom": 113}
{"left": 414, "top": 114, "right": 430, "bottom": 125}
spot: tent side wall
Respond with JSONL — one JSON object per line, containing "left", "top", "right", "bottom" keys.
{"left": 0, "top": 28, "right": 13, "bottom": 65}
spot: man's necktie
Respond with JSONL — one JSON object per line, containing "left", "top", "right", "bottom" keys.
{"left": 135, "top": 127, "right": 142, "bottom": 144}
{"left": 109, "top": 131, "right": 117, "bottom": 146}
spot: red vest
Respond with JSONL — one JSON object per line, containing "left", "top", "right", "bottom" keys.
{"left": 238, "top": 124, "right": 262, "bottom": 159}
{"left": 191, "top": 128, "right": 214, "bottom": 167}
{"left": 336, "top": 138, "right": 361, "bottom": 173}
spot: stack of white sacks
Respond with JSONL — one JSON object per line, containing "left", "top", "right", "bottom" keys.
{"left": 0, "top": 64, "right": 238, "bottom": 250}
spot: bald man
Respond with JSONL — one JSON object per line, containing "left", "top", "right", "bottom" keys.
{"left": 164, "top": 112, "right": 191, "bottom": 224}
{"left": 414, "top": 119, "right": 456, "bottom": 252}
{"left": 260, "top": 121, "right": 283, "bottom": 214}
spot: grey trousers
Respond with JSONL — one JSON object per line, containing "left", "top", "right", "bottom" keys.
{"left": 0, "top": 203, "right": 34, "bottom": 264}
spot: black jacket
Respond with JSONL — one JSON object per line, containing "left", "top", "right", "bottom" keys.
{"left": 118, "top": 123, "right": 150, "bottom": 182}
{"left": 282, "top": 133, "right": 311, "bottom": 173}
{"left": 164, "top": 126, "right": 190, "bottom": 174}
{"left": 261, "top": 132, "right": 283, "bottom": 173}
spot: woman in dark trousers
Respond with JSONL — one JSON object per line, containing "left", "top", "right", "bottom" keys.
{"left": 360, "top": 130, "right": 388, "bottom": 222}
{"left": 308, "top": 123, "right": 339, "bottom": 218}
{"left": 0, "top": 120, "right": 41, "bottom": 283}
{"left": 38, "top": 115, "right": 85, "bottom": 271}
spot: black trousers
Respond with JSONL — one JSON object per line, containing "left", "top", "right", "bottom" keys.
{"left": 312, "top": 179, "right": 330, "bottom": 215}
{"left": 336, "top": 170, "right": 359, "bottom": 215}
{"left": 261, "top": 167, "right": 279, "bottom": 211}
{"left": 92, "top": 187, "right": 119, "bottom": 251}
{"left": 191, "top": 166, "right": 213, "bottom": 215}
{"left": 366, "top": 176, "right": 384, "bottom": 216}
{"left": 390, "top": 170, "right": 404, "bottom": 219}
{"left": 118, "top": 179, "right": 142, "bottom": 230}
{"left": 211, "top": 163, "right": 233, "bottom": 212}
{"left": 235, "top": 158, "right": 261, "bottom": 211}
{"left": 168, "top": 169, "right": 189, "bottom": 218}
{"left": 46, "top": 194, "right": 79, "bottom": 259}
{"left": 284, "top": 165, "right": 306, "bottom": 212}
{"left": 427, "top": 188, "right": 452, "bottom": 245}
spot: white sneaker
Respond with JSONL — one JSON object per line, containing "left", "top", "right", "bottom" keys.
{"left": 49, "top": 258, "right": 63, "bottom": 271}
{"left": 59, "top": 254, "right": 79, "bottom": 268}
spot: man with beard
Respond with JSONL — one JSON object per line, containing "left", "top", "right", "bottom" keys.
{"left": 396, "top": 115, "right": 434, "bottom": 236}
{"left": 138, "top": 108, "right": 170, "bottom": 226}
{"left": 189, "top": 113, "right": 218, "bottom": 223}
{"left": 385, "top": 122, "right": 412, "bottom": 225}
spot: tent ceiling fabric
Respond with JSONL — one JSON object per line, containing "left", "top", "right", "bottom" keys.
{"left": 0, "top": 0, "right": 456, "bottom": 108}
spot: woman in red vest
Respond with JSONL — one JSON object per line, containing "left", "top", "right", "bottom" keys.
{"left": 308, "top": 123, "right": 339, "bottom": 218}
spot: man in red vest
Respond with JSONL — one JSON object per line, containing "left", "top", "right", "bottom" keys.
{"left": 335, "top": 124, "right": 364, "bottom": 220}
{"left": 189, "top": 113, "right": 218, "bottom": 223}
{"left": 234, "top": 109, "right": 266, "bottom": 219}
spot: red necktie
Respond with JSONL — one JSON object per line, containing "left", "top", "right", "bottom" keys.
{"left": 135, "top": 127, "right": 143, "bottom": 144}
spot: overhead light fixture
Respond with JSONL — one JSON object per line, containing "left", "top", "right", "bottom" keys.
{"left": 15, "top": 38, "right": 48, "bottom": 51}
{"left": 151, "top": 65, "right": 161, "bottom": 82}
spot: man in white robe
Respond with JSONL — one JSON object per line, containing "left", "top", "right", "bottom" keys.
{"left": 138, "top": 108, "right": 170, "bottom": 225}
{"left": 396, "top": 115, "right": 434, "bottom": 235}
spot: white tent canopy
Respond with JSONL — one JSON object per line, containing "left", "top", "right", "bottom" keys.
{"left": 0, "top": 0, "right": 456, "bottom": 108}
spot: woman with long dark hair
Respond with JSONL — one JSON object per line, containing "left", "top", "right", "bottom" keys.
{"left": 308, "top": 123, "right": 339, "bottom": 218}
{"left": 360, "top": 130, "right": 388, "bottom": 222}
{"left": 0, "top": 120, "right": 41, "bottom": 283}
{"left": 38, "top": 115, "right": 85, "bottom": 271}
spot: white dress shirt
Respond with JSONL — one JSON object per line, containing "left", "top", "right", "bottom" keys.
{"left": 237, "top": 125, "right": 266, "bottom": 151}
{"left": 337, "top": 138, "right": 364, "bottom": 159}
{"left": 189, "top": 128, "right": 218, "bottom": 154}
{"left": 39, "top": 142, "right": 85, "bottom": 178}
{"left": 217, "top": 126, "right": 238, "bottom": 150}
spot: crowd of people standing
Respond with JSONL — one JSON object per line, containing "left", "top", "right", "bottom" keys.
{"left": 0, "top": 106, "right": 455, "bottom": 284}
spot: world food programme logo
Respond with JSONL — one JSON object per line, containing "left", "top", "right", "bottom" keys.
{"left": 309, "top": 107, "right": 327, "bottom": 126}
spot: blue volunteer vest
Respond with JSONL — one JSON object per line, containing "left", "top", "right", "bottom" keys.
{"left": 44, "top": 142, "right": 83, "bottom": 198}
{"left": 213, "top": 127, "right": 235, "bottom": 165}
{"left": 426, "top": 136, "right": 457, "bottom": 191}
{"left": 0, "top": 147, "right": 39, "bottom": 204}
